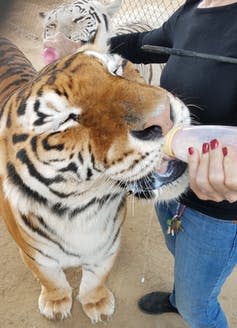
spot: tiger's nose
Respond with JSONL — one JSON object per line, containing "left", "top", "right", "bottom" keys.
{"left": 144, "top": 96, "right": 173, "bottom": 136}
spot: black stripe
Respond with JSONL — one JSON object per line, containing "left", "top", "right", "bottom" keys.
{"left": 98, "top": 193, "right": 120, "bottom": 210}
{"left": 90, "top": 153, "right": 102, "bottom": 173}
{"left": 21, "top": 250, "right": 36, "bottom": 262}
{"left": 61, "top": 53, "right": 79, "bottom": 70}
{"left": 37, "top": 88, "right": 43, "bottom": 97}
{"left": 48, "top": 23, "right": 56, "bottom": 28}
{"left": 116, "top": 196, "right": 126, "bottom": 218}
{"left": 1, "top": 79, "right": 29, "bottom": 96}
{"left": 78, "top": 152, "right": 84, "bottom": 164}
{"left": 148, "top": 65, "right": 153, "bottom": 84}
{"left": 42, "top": 135, "right": 64, "bottom": 151}
{"left": 102, "top": 14, "right": 108, "bottom": 32}
{"left": 51, "top": 203, "right": 69, "bottom": 216}
{"left": 91, "top": 11, "right": 101, "bottom": 23}
{"left": 6, "top": 109, "right": 12, "bottom": 128}
{"left": 33, "top": 99, "right": 50, "bottom": 126}
{"left": 70, "top": 193, "right": 120, "bottom": 219}
{"left": 30, "top": 243, "right": 59, "bottom": 263}
{"left": 70, "top": 197, "right": 97, "bottom": 219}
{"left": 105, "top": 199, "right": 126, "bottom": 251}
{"left": 17, "top": 101, "right": 26, "bottom": 116}
{"left": 55, "top": 89, "right": 62, "bottom": 96}
{"left": 20, "top": 214, "right": 81, "bottom": 258}
{"left": 31, "top": 136, "right": 37, "bottom": 152}
{"left": 36, "top": 215, "right": 56, "bottom": 234}
{"left": 7, "top": 162, "right": 48, "bottom": 205}
{"left": 94, "top": 197, "right": 125, "bottom": 256}
{"left": 16, "top": 148, "right": 64, "bottom": 185}
{"left": 48, "top": 188, "right": 76, "bottom": 198}
{"left": 0, "top": 67, "right": 25, "bottom": 81}
{"left": 34, "top": 99, "right": 40, "bottom": 111}
{"left": 73, "top": 17, "right": 84, "bottom": 23}
{"left": 110, "top": 225, "right": 122, "bottom": 248}
{"left": 12, "top": 133, "right": 29, "bottom": 144}
{"left": 86, "top": 167, "right": 93, "bottom": 180}
{"left": 47, "top": 73, "right": 57, "bottom": 85}
{"left": 59, "top": 162, "right": 78, "bottom": 173}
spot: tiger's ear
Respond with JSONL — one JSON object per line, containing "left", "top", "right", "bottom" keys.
{"left": 105, "top": 0, "right": 122, "bottom": 18}
{"left": 20, "top": 92, "right": 81, "bottom": 134}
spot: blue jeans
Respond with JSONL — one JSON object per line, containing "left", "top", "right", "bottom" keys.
{"left": 155, "top": 200, "right": 237, "bottom": 328}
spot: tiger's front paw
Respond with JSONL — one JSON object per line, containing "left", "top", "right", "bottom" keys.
{"left": 38, "top": 287, "right": 72, "bottom": 320}
{"left": 81, "top": 289, "right": 115, "bottom": 323}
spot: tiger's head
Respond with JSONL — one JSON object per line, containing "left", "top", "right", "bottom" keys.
{"left": 40, "top": 0, "right": 122, "bottom": 64}
{"left": 1, "top": 47, "right": 190, "bottom": 209}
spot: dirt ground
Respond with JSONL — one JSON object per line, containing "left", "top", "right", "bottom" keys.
{"left": 0, "top": 1, "right": 237, "bottom": 328}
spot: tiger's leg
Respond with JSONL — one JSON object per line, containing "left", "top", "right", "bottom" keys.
{"left": 20, "top": 250, "right": 72, "bottom": 320}
{"left": 78, "top": 254, "right": 117, "bottom": 323}
{"left": 78, "top": 204, "right": 126, "bottom": 322}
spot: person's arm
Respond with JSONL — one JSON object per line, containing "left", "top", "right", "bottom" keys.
{"left": 110, "top": 5, "right": 184, "bottom": 64}
{"left": 188, "top": 141, "right": 237, "bottom": 203}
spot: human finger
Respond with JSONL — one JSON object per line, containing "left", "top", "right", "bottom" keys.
{"left": 188, "top": 145, "right": 210, "bottom": 200}
{"left": 188, "top": 144, "right": 224, "bottom": 201}
{"left": 208, "top": 139, "right": 226, "bottom": 194}
{"left": 223, "top": 146, "right": 237, "bottom": 202}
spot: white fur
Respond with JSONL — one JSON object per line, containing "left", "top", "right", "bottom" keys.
{"left": 41, "top": 0, "right": 161, "bottom": 85}
{"left": 19, "top": 92, "right": 81, "bottom": 133}
{"left": 1, "top": 47, "right": 190, "bottom": 323}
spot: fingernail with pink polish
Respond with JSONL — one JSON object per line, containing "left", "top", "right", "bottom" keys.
{"left": 210, "top": 139, "right": 219, "bottom": 150}
{"left": 202, "top": 143, "right": 209, "bottom": 154}
{"left": 222, "top": 147, "right": 228, "bottom": 157}
{"left": 188, "top": 147, "right": 194, "bottom": 155}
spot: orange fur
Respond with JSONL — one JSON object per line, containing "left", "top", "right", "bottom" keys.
{"left": 0, "top": 37, "right": 186, "bottom": 322}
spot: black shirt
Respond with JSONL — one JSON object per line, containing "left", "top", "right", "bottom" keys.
{"left": 110, "top": 0, "right": 237, "bottom": 220}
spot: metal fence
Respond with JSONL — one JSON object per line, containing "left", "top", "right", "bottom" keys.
{"left": 113, "top": 0, "right": 184, "bottom": 27}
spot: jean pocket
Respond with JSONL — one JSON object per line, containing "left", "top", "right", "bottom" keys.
{"left": 181, "top": 207, "right": 237, "bottom": 253}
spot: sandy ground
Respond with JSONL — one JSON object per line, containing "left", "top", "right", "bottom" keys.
{"left": 1, "top": 1, "right": 237, "bottom": 328}
{"left": 1, "top": 199, "right": 237, "bottom": 328}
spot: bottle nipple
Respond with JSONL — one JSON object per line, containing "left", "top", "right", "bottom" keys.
{"left": 163, "top": 126, "right": 182, "bottom": 158}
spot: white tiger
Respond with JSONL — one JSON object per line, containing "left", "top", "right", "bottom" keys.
{"left": 40, "top": 0, "right": 162, "bottom": 85}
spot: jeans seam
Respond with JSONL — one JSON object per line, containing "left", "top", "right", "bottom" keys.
{"left": 206, "top": 225, "right": 237, "bottom": 326}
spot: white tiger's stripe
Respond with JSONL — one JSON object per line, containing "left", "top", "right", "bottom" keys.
{"left": 41, "top": 0, "right": 162, "bottom": 86}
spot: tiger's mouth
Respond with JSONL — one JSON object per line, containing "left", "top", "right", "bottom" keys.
{"left": 43, "top": 32, "right": 82, "bottom": 64}
{"left": 127, "top": 159, "right": 187, "bottom": 199}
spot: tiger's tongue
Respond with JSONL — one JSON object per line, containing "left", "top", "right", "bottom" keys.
{"left": 43, "top": 47, "right": 60, "bottom": 65}
{"left": 43, "top": 32, "right": 82, "bottom": 64}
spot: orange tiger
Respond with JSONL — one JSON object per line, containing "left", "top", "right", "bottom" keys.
{"left": 0, "top": 35, "right": 190, "bottom": 322}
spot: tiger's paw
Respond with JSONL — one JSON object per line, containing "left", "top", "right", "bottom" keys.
{"left": 81, "top": 289, "right": 115, "bottom": 323}
{"left": 38, "top": 287, "right": 72, "bottom": 320}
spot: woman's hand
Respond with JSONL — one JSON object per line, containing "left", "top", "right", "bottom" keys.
{"left": 188, "top": 139, "right": 237, "bottom": 202}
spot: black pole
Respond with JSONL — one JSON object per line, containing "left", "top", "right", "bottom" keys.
{"left": 142, "top": 45, "right": 237, "bottom": 65}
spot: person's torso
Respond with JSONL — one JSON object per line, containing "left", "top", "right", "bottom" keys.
{"left": 160, "top": 0, "right": 237, "bottom": 219}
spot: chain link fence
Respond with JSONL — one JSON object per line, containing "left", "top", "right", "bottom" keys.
{"left": 113, "top": 0, "right": 183, "bottom": 27}
{"left": 0, "top": 0, "right": 184, "bottom": 70}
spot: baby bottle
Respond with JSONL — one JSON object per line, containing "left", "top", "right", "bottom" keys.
{"left": 163, "top": 125, "right": 237, "bottom": 162}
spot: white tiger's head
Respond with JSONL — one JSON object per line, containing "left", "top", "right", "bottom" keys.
{"left": 40, "top": 0, "right": 121, "bottom": 63}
